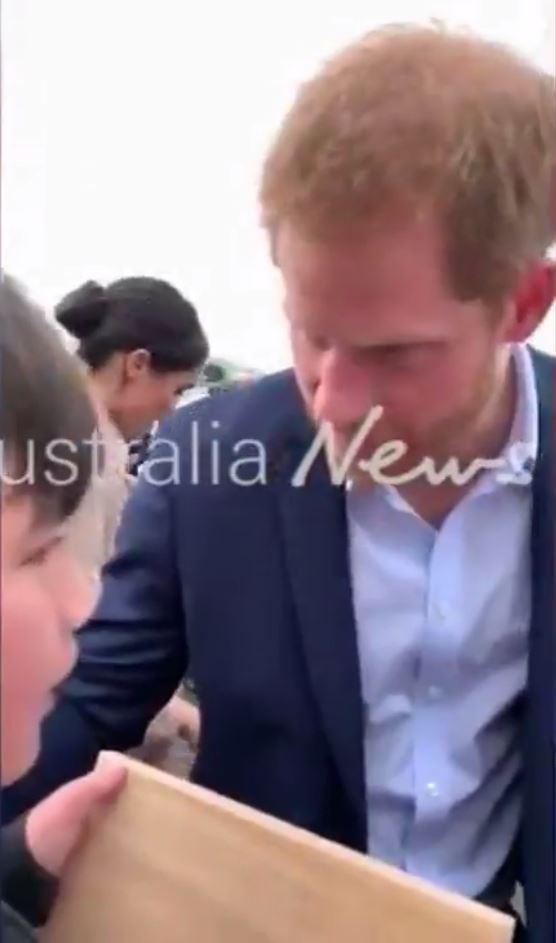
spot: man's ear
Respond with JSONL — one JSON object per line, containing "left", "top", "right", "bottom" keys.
{"left": 122, "top": 348, "right": 151, "bottom": 381}
{"left": 506, "top": 259, "right": 555, "bottom": 343}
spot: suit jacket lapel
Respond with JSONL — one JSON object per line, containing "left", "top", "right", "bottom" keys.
{"left": 523, "top": 349, "right": 555, "bottom": 941}
{"left": 274, "top": 441, "right": 367, "bottom": 845}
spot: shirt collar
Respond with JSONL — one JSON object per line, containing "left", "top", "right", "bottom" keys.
{"left": 467, "top": 343, "right": 538, "bottom": 500}
{"left": 500, "top": 342, "right": 539, "bottom": 476}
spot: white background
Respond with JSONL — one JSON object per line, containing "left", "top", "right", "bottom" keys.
{"left": 2, "top": 0, "right": 554, "bottom": 369}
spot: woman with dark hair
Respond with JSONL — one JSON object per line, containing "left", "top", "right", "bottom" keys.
{"left": 56, "top": 277, "right": 207, "bottom": 758}
{"left": 55, "top": 277, "right": 208, "bottom": 572}
{"left": 56, "top": 277, "right": 209, "bottom": 441}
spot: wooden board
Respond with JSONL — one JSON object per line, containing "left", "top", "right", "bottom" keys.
{"left": 41, "top": 752, "right": 514, "bottom": 943}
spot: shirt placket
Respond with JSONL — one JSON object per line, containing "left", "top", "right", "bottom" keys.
{"left": 405, "top": 512, "right": 461, "bottom": 874}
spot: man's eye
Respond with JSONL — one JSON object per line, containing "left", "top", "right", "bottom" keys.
{"left": 380, "top": 345, "right": 407, "bottom": 361}
{"left": 379, "top": 345, "right": 430, "bottom": 367}
{"left": 305, "top": 331, "right": 330, "bottom": 352}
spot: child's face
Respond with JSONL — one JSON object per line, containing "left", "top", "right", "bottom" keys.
{"left": 1, "top": 492, "right": 99, "bottom": 785}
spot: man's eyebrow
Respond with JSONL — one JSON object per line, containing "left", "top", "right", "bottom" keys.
{"left": 354, "top": 337, "right": 446, "bottom": 351}
{"left": 379, "top": 338, "right": 443, "bottom": 348}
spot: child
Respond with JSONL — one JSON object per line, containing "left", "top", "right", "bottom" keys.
{"left": 1, "top": 277, "right": 126, "bottom": 941}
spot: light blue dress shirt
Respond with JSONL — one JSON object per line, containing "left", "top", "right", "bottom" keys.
{"left": 346, "top": 344, "right": 538, "bottom": 898}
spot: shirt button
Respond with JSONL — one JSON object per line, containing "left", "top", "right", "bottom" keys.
{"left": 433, "top": 602, "right": 448, "bottom": 622}
{"left": 426, "top": 781, "right": 440, "bottom": 798}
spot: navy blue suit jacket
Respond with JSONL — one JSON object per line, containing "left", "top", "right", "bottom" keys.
{"left": 4, "top": 354, "right": 554, "bottom": 941}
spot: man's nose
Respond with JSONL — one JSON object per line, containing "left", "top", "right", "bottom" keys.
{"left": 312, "top": 349, "right": 374, "bottom": 428}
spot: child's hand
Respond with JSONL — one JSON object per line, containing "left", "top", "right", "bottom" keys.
{"left": 25, "top": 762, "right": 127, "bottom": 877}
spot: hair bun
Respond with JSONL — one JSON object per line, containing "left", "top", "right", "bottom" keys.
{"left": 55, "top": 281, "right": 108, "bottom": 340}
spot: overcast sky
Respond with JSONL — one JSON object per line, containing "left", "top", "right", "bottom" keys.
{"left": 3, "top": 0, "right": 554, "bottom": 369}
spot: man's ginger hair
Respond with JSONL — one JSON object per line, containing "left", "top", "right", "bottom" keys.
{"left": 260, "top": 25, "right": 555, "bottom": 303}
